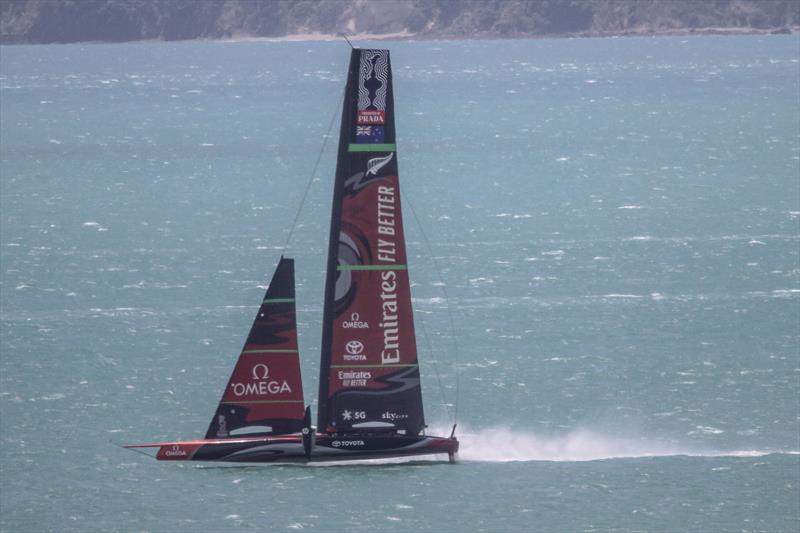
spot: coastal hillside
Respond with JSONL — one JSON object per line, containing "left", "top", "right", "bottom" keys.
{"left": 1, "top": 0, "right": 798, "bottom": 44}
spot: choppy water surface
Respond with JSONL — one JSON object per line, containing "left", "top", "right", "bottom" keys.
{"left": 1, "top": 35, "right": 798, "bottom": 532}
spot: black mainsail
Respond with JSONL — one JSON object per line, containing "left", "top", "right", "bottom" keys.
{"left": 317, "top": 48, "right": 425, "bottom": 436}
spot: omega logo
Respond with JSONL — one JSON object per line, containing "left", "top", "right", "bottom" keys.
{"left": 164, "top": 444, "right": 188, "bottom": 457}
{"left": 230, "top": 363, "right": 291, "bottom": 396}
{"left": 252, "top": 363, "right": 269, "bottom": 380}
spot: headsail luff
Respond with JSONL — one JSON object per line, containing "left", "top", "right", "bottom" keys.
{"left": 318, "top": 48, "right": 425, "bottom": 436}
{"left": 206, "top": 257, "right": 305, "bottom": 438}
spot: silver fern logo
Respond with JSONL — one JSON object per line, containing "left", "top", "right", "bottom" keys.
{"left": 367, "top": 153, "right": 393, "bottom": 176}
{"left": 342, "top": 153, "right": 394, "bottom": 193}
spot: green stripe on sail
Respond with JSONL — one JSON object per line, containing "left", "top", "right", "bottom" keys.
{"left": 337, "top": 264, "right": 407, "bottom": 271}
{"left": 262, "top": 298, "right": 295, "bottom": 304}
{"left": 331, "top": 364, "right": 419, "bottom": 368}
{"left": 348, "top": 143, "right": 396, "bottom": 152}
{"left": 241, "top": 349, "right": 298, "bottom": 355}
{"left": 221, "top": 400, "right": 304, "bottom": 405}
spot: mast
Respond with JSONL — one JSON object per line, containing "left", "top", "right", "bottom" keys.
{"left": 317, "top": 48, "right": 358, "bottom": 432}
{"left": 317, "top": 49, "right": 425, "bottom": 436}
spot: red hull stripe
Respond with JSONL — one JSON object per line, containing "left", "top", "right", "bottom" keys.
{"left": 127, "top": 435, "right": 302, "bottom": 448}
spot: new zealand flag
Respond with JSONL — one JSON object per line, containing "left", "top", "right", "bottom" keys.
{"left": 355, "top": 125, "right": 385, "bottom": 144}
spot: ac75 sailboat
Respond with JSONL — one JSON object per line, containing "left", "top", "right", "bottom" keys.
{"left": 126, "top": 47, "right": 459, "bottom": 463}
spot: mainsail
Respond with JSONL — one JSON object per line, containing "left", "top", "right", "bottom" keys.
{"left": 317, "top": 49, "right": 425, "bottom": 435}
{"left": 206, "top": 257, "right": 305, "bottom": 438}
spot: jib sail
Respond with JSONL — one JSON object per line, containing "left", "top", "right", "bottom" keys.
{"left": 206, "top": 257, "right": 305, "bottom": 438}
{"left": 317, "top": 48, "right": 425, "bottom": 436}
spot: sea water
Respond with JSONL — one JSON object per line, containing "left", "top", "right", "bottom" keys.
{"left": 1, "top": 35, "right": 798, "bottom": 532}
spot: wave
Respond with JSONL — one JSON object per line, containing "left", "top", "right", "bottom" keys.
{"left": 190, "top": 427, "right": 798, "bottom": 468}
{"left": 448, "top": 426, "right": 799, "bottom": 462}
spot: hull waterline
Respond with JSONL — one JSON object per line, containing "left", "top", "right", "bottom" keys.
{"left": 126, "top": 434, "right": 459, "bottom": 464}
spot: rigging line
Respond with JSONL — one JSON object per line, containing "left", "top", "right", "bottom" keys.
{"left": 402, "top": 190, "right": 462, "bottom": 427}
{"left": 281, "top": 88, "right": 345, "bottom": 254}
{"left": 339, "top": 33, "right": 355, "bottom": 49}
{"left": 401, "top": 192, "right": 451, "bottom": 422}
{"left": 401, "top": 191, "right": 452, "bottom": 421}
{"left": 414, "top": 287, "right": 453, "bottom": 422}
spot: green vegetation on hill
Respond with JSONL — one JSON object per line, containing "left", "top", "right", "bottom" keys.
{"left": 2, "top": 0, "right": 798, "bottom": 44}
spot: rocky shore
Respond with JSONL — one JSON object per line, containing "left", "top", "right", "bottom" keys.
{"left": 2, "top": 0, "right": 798, "bottom": 45}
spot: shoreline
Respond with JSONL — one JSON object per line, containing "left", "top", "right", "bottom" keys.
{"left": 1, "top": 25, "right": 797, "bottom": 46}
{"left": 244, "top": 25, "right": 799, "bottom": 43}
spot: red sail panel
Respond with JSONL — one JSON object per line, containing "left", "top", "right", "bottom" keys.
{"left": 329, "top": 174, "right": 416, "bottom": 377}
{"left": 318, "top": 49, "right": 425, "bottom": 435}
{"left": 206, "top": 257, "right": 305, "bottom": 438}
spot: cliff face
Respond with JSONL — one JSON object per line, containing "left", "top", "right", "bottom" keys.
{"left": 2, "top": 0, "right": 798, "bottom": 44}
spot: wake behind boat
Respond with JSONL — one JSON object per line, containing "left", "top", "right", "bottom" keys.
{"left": 126, "top": 47, "right": 459, "bottom": 464}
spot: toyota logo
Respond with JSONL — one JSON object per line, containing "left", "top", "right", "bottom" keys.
{"left": 345, "top": 340, "right": 364, "bottom": 355}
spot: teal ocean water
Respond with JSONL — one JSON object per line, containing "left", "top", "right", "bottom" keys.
{"left": 1, "top": 35, "right": 798, "bottom": 532}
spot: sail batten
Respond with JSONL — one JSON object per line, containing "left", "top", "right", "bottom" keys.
{"left": 221, "top": 400, "right": 305, "bottom": 405}
{"left": 241, "top": 349, "right": 298, "bottom": 354}
{"left": 317, "top": 48, "right": 426, "bottom": 436}
{"left": 348, "top": 143, "right": 397, "bottom": 152}
{"left": 331, "top": 364, "right": 419, "bottom": 368}
{"left": 337, "top": 264, "right": 408, "bottom": 271}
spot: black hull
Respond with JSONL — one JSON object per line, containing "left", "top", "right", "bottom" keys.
{"left": 128, "top": 434, "right": 459, "bottom": 464}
